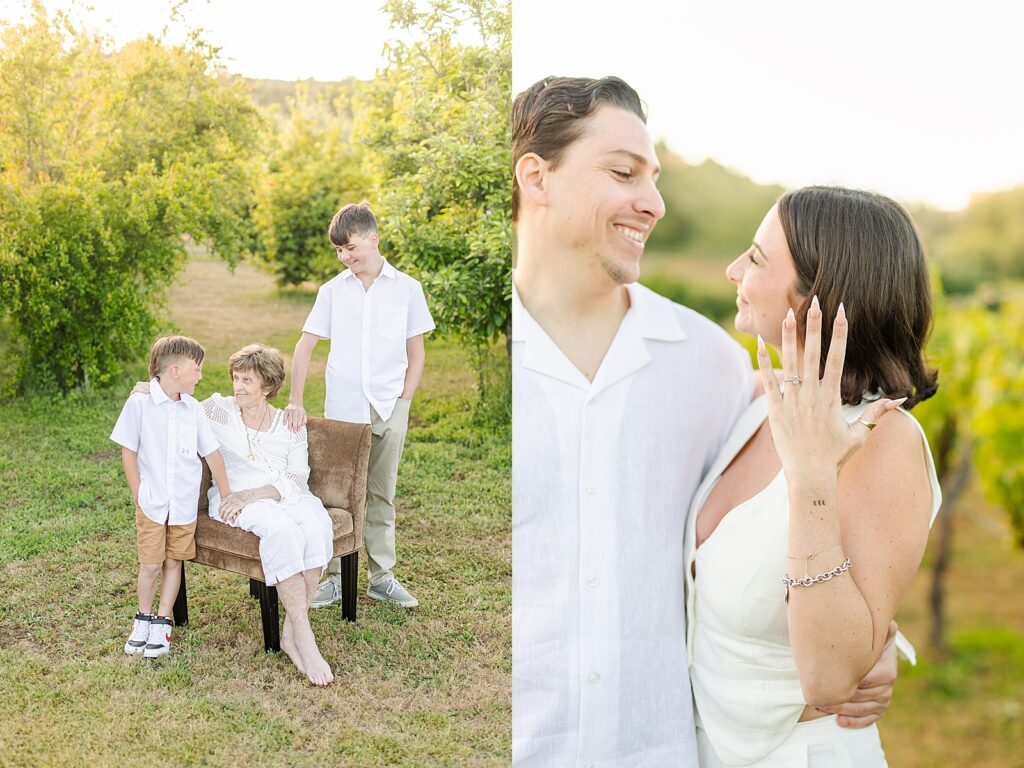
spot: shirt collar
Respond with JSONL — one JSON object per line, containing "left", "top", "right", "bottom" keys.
{"left": 512, "top": 278, "right": 689, "bottom": 393}
{"left": 149, "top": 377, "right": 171, "bottom": 405}
{"left": 339, "top": 259, "right": 396, "bottom": 281}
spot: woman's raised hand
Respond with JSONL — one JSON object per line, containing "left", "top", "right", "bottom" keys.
{"left": 755, "top": 296, "right": 905, "bottom": 484}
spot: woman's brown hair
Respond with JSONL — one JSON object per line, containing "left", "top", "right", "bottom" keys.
{"left": 778, "top": 186, "right": 938, "bottom": 409}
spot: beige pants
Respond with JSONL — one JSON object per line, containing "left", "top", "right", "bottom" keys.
{"left": 328, "top": 397, "right": 410, "bottom": 586}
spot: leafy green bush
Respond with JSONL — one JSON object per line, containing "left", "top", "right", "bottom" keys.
{"left": 639, "top": 271, "right": 739, "bottom": 322}
{"left": 355, "top": 0, "right": 512, "bottom": 349}
{"left": 0, "top": 8, "right": 261, "bottom": 393}
{"left": 971, "top": 298, "right": 1024, "bottom": 546}
{"left": 251, "top": 88, "right": 372, "bottom": 285}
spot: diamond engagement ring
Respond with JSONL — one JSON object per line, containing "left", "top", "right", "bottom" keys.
{"left": 783, "top": 376, "right": 802, "bottom": 385}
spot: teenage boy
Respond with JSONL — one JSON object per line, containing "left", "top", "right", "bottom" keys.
{"left": 285, "top": 202, "right": 434, "bottom": 608}
{"left": 511, "top": 76, "right": 899, "bottom": 766}
{"left": 111, "top": 336, "right": 231, "bottom": 658}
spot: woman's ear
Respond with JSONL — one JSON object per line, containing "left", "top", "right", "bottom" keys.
{"left": 515, "top": 153, "right": 550, "bottom": 210}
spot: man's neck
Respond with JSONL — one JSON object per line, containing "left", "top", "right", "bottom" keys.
{"left": 515, "top": 229, "right": 631, "bottom": 381}
{"left": 355, "top": 255, "right": 385, "bottom": 290}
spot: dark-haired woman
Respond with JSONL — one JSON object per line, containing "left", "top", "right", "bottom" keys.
{"left": 685, "top": 187, "right": 941, "bottom": 766}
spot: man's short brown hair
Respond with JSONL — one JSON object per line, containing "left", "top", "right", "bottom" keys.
{"left": 227, "top": 343, "right": 286, "bottom": 399}
{"left": 512, "top": 76, "right": 646, "bottom": 220}
{"left": 328, "top": 201, "right": 378, "bottom": 246}
{"left": 148, "top": 336, "right": 205, "bottom": 379}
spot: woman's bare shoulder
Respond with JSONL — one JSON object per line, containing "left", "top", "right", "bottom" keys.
{"left": 840, "top": 408, "right": 931, "bottom": 519}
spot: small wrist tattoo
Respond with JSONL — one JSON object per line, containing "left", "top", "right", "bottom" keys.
{"left": 811, "top": 499, "right": 826, "bottom": 507}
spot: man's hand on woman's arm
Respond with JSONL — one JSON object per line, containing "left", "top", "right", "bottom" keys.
{"left": 818, "top": 620, "right": 899, "bottom": 728}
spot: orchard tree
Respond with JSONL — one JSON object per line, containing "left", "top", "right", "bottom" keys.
{"left": 355, "top": 0, "right": 511, "bottom": 357}
{"left": 971, "top": 298, "right": 1024, "bottom": 547}
{"left": 0, "top": 4, "right": 262, "bottom": 393}
{"left": 914, "top": 287, "right": 1024, "bottom": 651}
{"left": 251, "top": 85, "right": 372, "bottom": 286}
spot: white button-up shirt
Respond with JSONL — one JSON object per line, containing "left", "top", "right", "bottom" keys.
{"left": 302, "top": 261, "right": 435, "bottom": 423}
{"left": 110, "top": 379, "right": 219, "bottom": 526}
{"left": 512, "top": 281, "right": 751, "bottom": 767}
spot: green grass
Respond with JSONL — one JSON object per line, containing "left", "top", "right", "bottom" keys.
{"left": 0, "top": 253, "right": 510, "bottom": 767}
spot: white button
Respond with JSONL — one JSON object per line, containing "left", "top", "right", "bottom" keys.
{"left": 588, "top": 577, "right": 600, "bottom": 587}
{"left": 585, "top": 483, "right": 597, "bottom": 494}
{"left": 589, "top": 672, "right": 600, "bottom": 683}
{"left": 584, "top": 763, "right": 595, "bottom": 768}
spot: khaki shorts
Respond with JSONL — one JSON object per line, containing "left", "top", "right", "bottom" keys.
{"left": 136, "top": 507, "right": 196, "bottom": 564}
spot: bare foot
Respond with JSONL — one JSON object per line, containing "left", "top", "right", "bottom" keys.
{"left": 292, "top": 618, "right": 333, "bottom": 686}
{"left": 281, "top": 618, "right": 305, "bottom": 676}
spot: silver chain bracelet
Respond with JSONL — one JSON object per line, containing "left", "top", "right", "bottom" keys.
{"left": 782, "top": 558, "right": 852, "bottom": 588}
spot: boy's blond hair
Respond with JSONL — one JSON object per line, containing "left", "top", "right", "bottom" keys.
{"left": 148, "top": 336, "right": 205, "bottom": 379}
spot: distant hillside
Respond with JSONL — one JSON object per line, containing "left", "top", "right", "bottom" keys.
{"left": 242, "top": 77, "right": 359, "bottom": 112}
{"left": 647, "top": 143, "right": 784, "bottom": 258}
{"left": 922, "top": 186, "right": 1024, "bottom": 292}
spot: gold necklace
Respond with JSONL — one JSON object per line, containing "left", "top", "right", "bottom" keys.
{"left": 243, "top": 402, "right": 269, "bottom": 461}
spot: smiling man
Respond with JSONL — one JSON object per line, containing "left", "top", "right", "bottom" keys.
{"left": 511, "top": 76, "right": 898, "bottom": 767}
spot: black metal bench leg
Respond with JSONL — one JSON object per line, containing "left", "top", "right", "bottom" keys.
{"left": 340, "top": 551, "right": 358, "bottom": 622}
{"left": 257, "top": 581, "right": 281, "bottom": 652}
{"left": 172, "top": 561, "right": 188, "bottom": 627}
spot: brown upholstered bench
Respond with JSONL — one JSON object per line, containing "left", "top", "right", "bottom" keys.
{"left": 171, "top": 416, "right": 371, "bottom": 651}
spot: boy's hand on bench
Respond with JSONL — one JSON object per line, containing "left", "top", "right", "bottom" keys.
{"left": 283, "top": 404, "right": 307, "bottom": 432}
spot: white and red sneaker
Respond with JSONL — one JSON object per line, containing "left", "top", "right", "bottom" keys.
{"left": 143, "top": 616, "right": 173, "bottom": 658}
{"left": 123, "top": 612, "right": 152, "bottom": 655}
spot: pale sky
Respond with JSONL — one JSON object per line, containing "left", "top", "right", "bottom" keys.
{"left": 513, "top": 0, "right": 1024, "bottom": 211}
{"left": 3, "top": 0, "right": 394, "bottom": 81}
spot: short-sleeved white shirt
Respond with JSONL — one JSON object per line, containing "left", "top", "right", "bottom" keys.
{"left": 110, "top": 378, "right": 219, "bottom": 526}
{"left": 302, "top": 260, "right": 435, "bottom": 423}
{"left": 512, "top": 281, "right": 751, "bottom": 767}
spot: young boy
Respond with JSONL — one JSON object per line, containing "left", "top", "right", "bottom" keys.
{"left": 284, "top": 202, "right": 434, "bottom": 608}
{"left": 111, "top": 336, "right": 230, "bottom": 657}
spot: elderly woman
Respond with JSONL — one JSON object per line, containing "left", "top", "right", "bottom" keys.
{"left": 136, "top": 343, "right": 335, "bottom": 686}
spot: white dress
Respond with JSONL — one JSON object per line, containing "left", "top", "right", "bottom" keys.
{"left": 203, "top": 394, "right": 334, "bottom": 586}
{"left": 683, "top": 395, "right": 942, "bottom": 767}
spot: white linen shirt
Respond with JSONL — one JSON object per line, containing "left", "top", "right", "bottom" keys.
{"left": 110, "top": 378, "right": 219, "bottom": 526}
{"left": 201, "top": 394, "right": 314, "bottom": 512}
{"left": 512, "top": 281, "right": 751, "bottom": 768}
{"left": 302, "top": 260, "right": 435, "bottom": 423}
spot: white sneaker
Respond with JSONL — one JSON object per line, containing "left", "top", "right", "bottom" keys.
{"left": 143, "top": 616, "right": 173, "bottom": 658}
{"left": 123, "top": 612, "right": 151, "bottom": 655}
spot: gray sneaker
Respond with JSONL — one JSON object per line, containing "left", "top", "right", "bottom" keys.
{"left": 367, "top": 578, "right": 419, "bottom": 608}
{"left": 310, "top": 577, "right": 342, "bottom": 608}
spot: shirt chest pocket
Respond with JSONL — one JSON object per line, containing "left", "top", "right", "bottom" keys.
{"left": 178, "top": 423, "right": 198, "bottom": 457}
{"left": 377, "top": 304, "right": 407, "bottom": 340}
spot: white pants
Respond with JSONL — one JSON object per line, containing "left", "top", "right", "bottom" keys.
{"left": 697, "top": 716, "right": 889, "bottom": 767}
{"left": 215, "top": 496, "right": 334, "bottom": 586}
